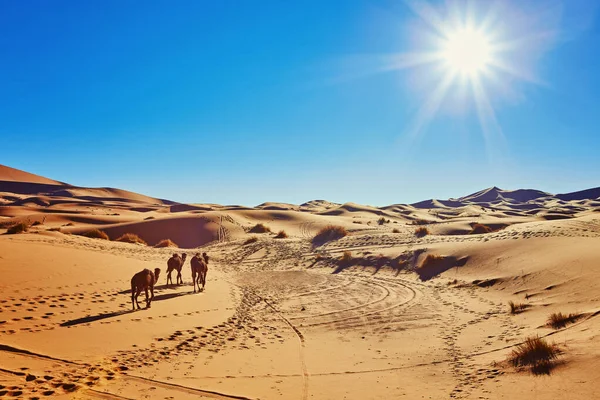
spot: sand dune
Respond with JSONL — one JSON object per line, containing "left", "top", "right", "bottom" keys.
{"left": 1, "top": 165, "right": 600, "bottom": 399}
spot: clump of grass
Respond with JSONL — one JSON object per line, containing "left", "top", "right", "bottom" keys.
{"left": 6, "top": 222, "right": 29, "bottom": 234}
{"left": 243, "top": 236, "right": 259, "bottom": 245}
{"left": 392, "top": 228, "right": 400, "bottom": 233}
{"left": 275, "top": 230, "right": 288, "bottom": 239}
{"left": 547, "top": 312, "right": 581, "bottom": 329}
{"left": 249, "top": 223, "right": 271, "bottom": 233}
{"left": 312, "top": 225, "right": 348, "bottom": 245}
{"left": 509, "top": 301, "right": 529, "bottom": 314}
{"left": 115, "top": 233, "right": 147, "bottom": 245}
{"left": 340, "top": 251, "right": 353, "bottom": 264}
{"left": 508, "top": 336, "right": 559, "bottom": 374}
{"left": 415, "top": 226, "right": 430, "bottom": 237}
{"left": 155, "top": 239, "right": 178, "bottom": 248}
{"left": 469, "top": 223, "right": 493, "bottom": 234}
{"left": 377, "top": 217, "right": 390, "bottom": 225}
{"left": 81, "top": 229, "right": 109, "bottom": 240}
{"left": 420, "top": 254, "right": 445, "bottom": 267}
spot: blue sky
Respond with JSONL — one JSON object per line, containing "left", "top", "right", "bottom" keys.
{"left": 2, "top": 0, "right": 599, "bottom": 206}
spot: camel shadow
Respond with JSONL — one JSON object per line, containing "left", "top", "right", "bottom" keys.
{"left": 60, "top": 309, "right": 134, "bottom": 327}
{"left": 62, "top": 289, "right": 196, "bottom": 327}
{"left": 116, "top": 283, "right": 191, "bottom": 295}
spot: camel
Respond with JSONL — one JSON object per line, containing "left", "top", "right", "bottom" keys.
{"left": 131, "top": 268, "right": 161, "bottom": 310}
{"left": 190, "top": 252, "right": 209, "bottom": 293}
{"left": 166, "top": 253, "right": 187, "bottom": 286}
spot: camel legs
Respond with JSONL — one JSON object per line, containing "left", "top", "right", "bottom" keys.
{"left": 166, "top": 269, "right": 173, "bottom": 286}
{"left": 192, "top": 271, "right": 197, "bottom": 293}
{"left": 200, "top": 271, "right": 206, "bottom": 291}
{"left": 144, "top": 287, "right": 150, "bottom": 308}
{"left": 133, "top": 288, "right": 142, "bottom": 310}
{"left": 176, "top": 268, "right": 183, "bottom": 285}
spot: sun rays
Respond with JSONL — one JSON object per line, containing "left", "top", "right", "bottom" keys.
{"left": 336, "top": 1, "right": 558, "bottom": 161}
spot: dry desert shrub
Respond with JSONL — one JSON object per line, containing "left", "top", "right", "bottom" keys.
{"left": 415, "top": 226, "right": 430, "bottom": 237}
{"left": 243, "top": 236, "right": 259, "bottom": 245}
{"left": 508, "top": 336, "right": 559, "bottom": 374}
{"left": 392, "top": 228, "right": 400, "bottom": 233}
{"left": 155, "top": 239, "right": 178, "bottom": 248}
{"left": 116, "top": 233, "right": 147, "bottom": 245}
{"left": 377, "top": 217, "right": 390, "bottom": 225}
{"left": 249, "top": 223, "right": 271, "bottom": 233}
{"left": 81, "top": 229, "right": 109, "bottom": 240}
{"left": 7, "top": 222, "right": 29, "bottom": 234}
{"left": 340, "top": 251, "right": 353, "bottom": 263}
{"left": 275, "top": 230, "right": 288, "bottom": 239}
{"left": 547, "top": 312, "right": 581, "bottom": 329}
{"left": 420, "top": 254, "right": 444, "bottom": 267}
{"left": 509, "top": 301, "right": 529, "bottom": 314}
{"left": 312, "top": 225, "right": 348, "bottom": 245}
{"left": 469, "top": 223, "right": 493, "bottom": 234}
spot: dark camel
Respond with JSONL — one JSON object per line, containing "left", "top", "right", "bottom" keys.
{"left": 190, "top": 252, "right": 209, "bottom": 293}
{"left": 166, "top": 253, "right": 187, "bottom": 286}
{"left": 131, "top": 268, "right": 161, "bottom": 310}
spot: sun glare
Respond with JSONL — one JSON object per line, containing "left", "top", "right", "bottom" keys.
{"left": 442, "top": 28, "right": 491, "bottom": 76}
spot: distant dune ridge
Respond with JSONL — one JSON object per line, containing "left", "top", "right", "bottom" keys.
{"left": 1, "top": 163, "right": 599, "bottom": 247}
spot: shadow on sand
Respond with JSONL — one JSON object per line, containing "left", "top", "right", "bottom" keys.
{"left": 116, "top": 283, "right": 191, "bottom": 295}
{"left": 61, "top": 289, "right": 196, "bottom": 327}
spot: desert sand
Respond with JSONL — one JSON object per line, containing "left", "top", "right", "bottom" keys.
{"left": 1, "top": 163, "right": 599, "bottom": 399}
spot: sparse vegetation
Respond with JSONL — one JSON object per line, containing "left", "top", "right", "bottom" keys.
{"left": 249, "top": 223, "right": 271, "bottom": 233}
{"left": 115, "top": 233, "right": 147, "bottom": 245}
{"left": 312, "top": 225, "right": 348, "bottom": 245}
{"left": 508, "top": 336, "right": 559, "bottom": 374}
{"left": 340, "top": 251, "right": 353, "bottom": 264}
{"left": 420, "top": 254, "right": 445, "bottom": 268}
{"left": 155, "top": 239, "right": 178, "bottom": 248}
{"left": 377, "top": 217, "right": 391, "bottom": 225}
{"left": 392, "top": 228, "right": 400, "bottom": 233}
{"left": 81, "top": 229, "right": 109, "bottom": 240}
{"left": 509, "top": 301, "right": 529, "bottom": 314}
{"left": 415, "top": 226, "right": 430, "bottom": 237}
{"left": 275, "top": 230, "right": 288, "bottom": 239}
{"left": 547, "top": 312, "right": 581, "bottom": 329}
{"left": 469, "top": 223, "right": 493, "bottom": 234}
{"left": 6, "top": 222, "right": 29, "bottom": 234}
{"left": 243, "top": 236, "right": 259, "bottom": 245}
{"left": 48, "top": 227, "right": 61, "bottom": 232}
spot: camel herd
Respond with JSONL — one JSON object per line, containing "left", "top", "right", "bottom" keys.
{"left": 130, "top": 252, "right": 209, "bottom": 310}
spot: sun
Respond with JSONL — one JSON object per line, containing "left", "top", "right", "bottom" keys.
{"left": 441, "top": 28, "right": 492, "bottom": 76}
